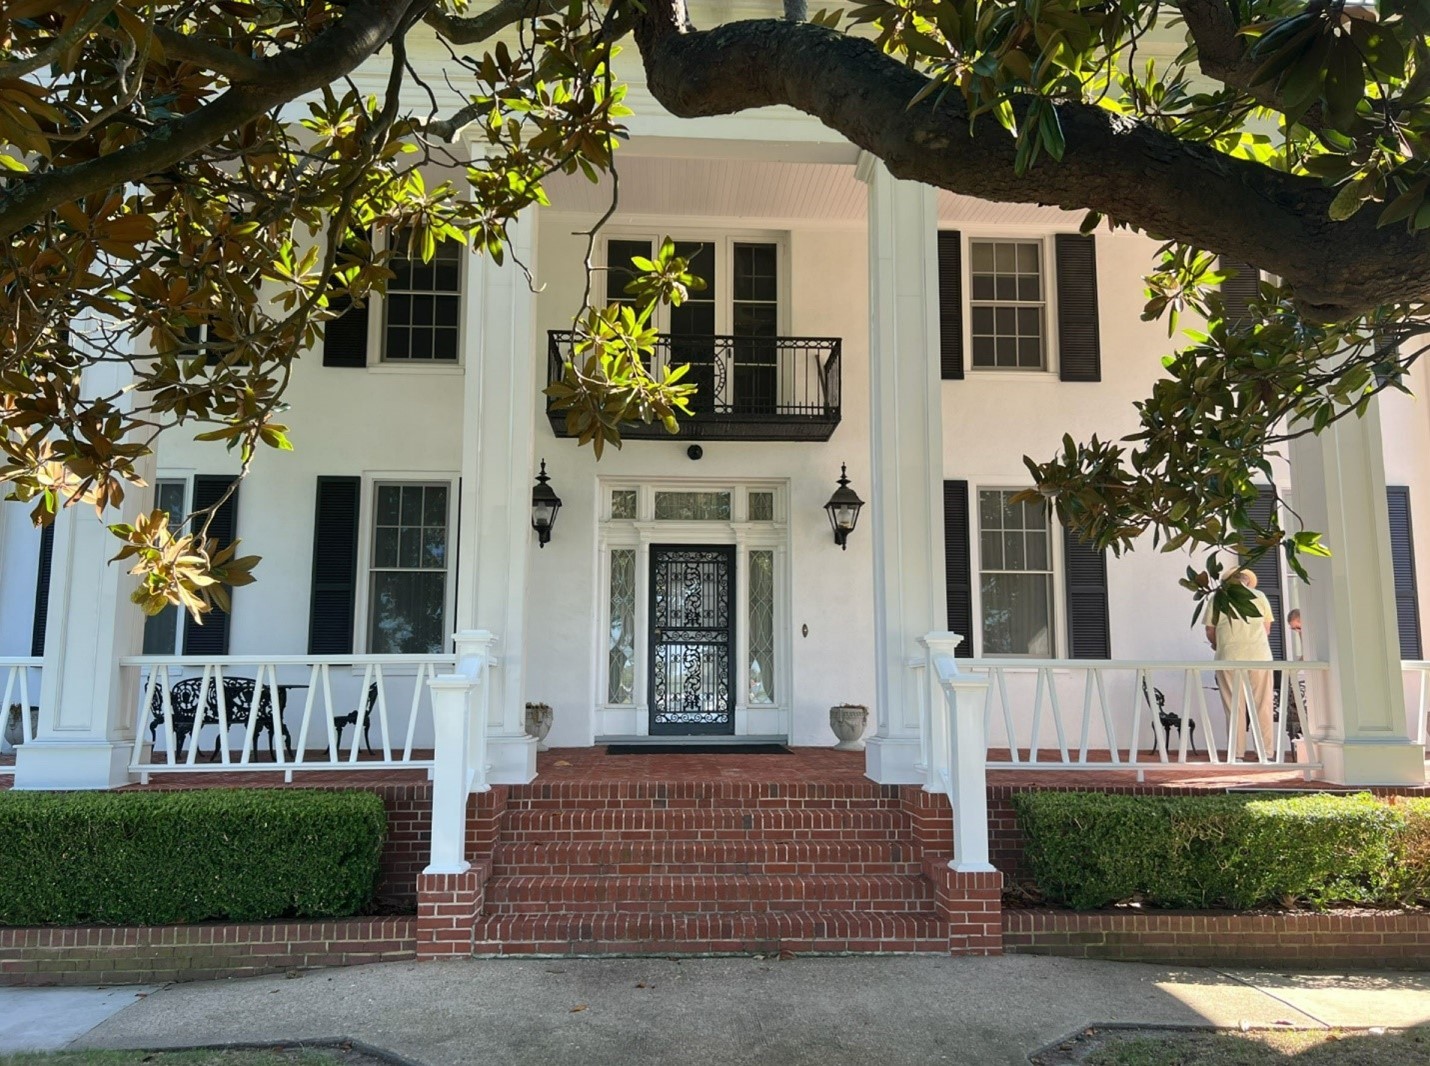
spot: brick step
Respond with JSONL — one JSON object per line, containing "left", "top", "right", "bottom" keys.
{"left": 497, "top": 807, "right": 912, "bottom": 843}
{"left": 505, "top": 781, "right": 901, "bottom": 811}
{"left": 483, "top": 873, "right": 934, "bottom": 915}
{"left": 491, "top": 839, "right": 922, "bottom": 876}
{"left": 471, "top": 910, "right": 950, "bottom": 956}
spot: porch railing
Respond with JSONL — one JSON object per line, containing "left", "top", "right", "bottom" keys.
{"left": 546, "top": 330, "right": 842, "bottom": 442}
{"left": 0, "top": 657, "right": 42, "bottom": 770}
{"left": 119, "top": 654, "right": 456, "bottom": 782}
{"left": 966, "top": 659, "right": 1328, "bottom": 774}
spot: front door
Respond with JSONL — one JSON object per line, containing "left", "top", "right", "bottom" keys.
{"left": 649, "top": 545, "right": 736, "bottom": 736}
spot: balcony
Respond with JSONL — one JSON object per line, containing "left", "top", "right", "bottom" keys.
{"left": 546, "top": 331, "right": 842, "bottom": 442}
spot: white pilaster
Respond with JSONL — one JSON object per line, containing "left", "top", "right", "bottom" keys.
{"left": 1289, "top": 401, "right": 1425, "bottom": 784}
{"left": 859, "top": 155, "right": 945, "bottom": 784}
{"left": 453, "top": 207, "right": 540, "bottom": 785}
{"left": 15, "top": 360, "right": 151, "bottom": 790}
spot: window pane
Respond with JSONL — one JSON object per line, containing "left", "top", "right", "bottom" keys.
{"left": 377, "top": 485, "right": 401, "bottom": 524}
{"left": 369, "top": 571, "right": 446, "bottom": 654}
{"left": 970, "top": 241, "right": 994, "bottom": 272}
{"left": 373, "top": 526, "right": 399, "bottom": 568}
{"left": 981, "top": 573, "right": 1052, "bottom": 656}
{"left": 653, "top": 491, "right": 731, "bottom": 521}
{"left": 611, "top": 489, "right": 637, "bottom": 520}
{"left": 748, "top": 491, "right": 775, "bottom": 522}
{"left": 423, "top": 486, "right": 447, "bottom": 526}
{"left": 749, "top": 550, "right": 776, "bottom": 704}
{"left": 608, "top": 240, "right": 652, "bottom": 303}
{"left": 607, "top": 549, "right": 636, "bottom": 704}
{"left": 971, "top": 337, "right": 995, "bottom": 367}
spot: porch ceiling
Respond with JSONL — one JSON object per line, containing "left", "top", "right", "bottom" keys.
{"left": 542, "top": 155, "right": 1084, "bottom": 226}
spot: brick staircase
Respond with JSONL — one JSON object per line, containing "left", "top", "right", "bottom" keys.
{"left": 418, "top": 778, "right": 1003, "bottom": 958}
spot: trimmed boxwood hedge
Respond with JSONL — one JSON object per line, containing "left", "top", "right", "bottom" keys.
{"left": 1012, "top": 790, "right": 1429, "bottom": 910}
{"left": 0, "top": 789, "right": 386, "bottom": 925}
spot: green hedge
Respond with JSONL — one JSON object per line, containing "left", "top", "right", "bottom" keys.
{"left": 1012, "top": 791, "right": 1426, "bottom": 910}
{"left": 0, "top": 789, "right": 386, "bottom": 925}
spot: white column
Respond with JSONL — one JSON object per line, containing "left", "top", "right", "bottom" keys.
{"left": 858, "top": 155, "right": 945, "bottom": 784}
{"left": 1290, "top": 400, "right": 1425, "bottom": 784}
{"left": 15, "top": 360, "right": 151, "bottom": 790}
{"left": 453, "top": 207, "right": 540, "bottom": 785}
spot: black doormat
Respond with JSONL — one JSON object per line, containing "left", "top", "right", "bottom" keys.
{"left": 604, "top": 743, "right": 791, "bottom": 755}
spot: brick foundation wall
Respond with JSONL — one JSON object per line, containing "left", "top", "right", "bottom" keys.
{"left": 1004, "top": 909, "right": 1430, "bottom": 969}
{"left": 923, "top": 860, "right": 1004, "bottom": 955}
{"left": 0, "top": 917, "right": 416, "bottom": 986}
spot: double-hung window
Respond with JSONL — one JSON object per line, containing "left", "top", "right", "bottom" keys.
{"left": 969, "top": 239, "right": 1046, "bottom": 370}
{"left": 978, "top": 489, "right": 1054, "bottom": 656}
{"left": 382, "top": 232, "right": 463, "bottom": 363}
{"left": 366, "top": 482, "right": 452, "bottom": 653}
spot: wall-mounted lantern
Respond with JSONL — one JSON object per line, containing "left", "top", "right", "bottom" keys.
{"left": 531, "top": 460, "right": 562, "bottom": 548}
{"left": 824, "top": 463, "right": 865, "bottom": 551}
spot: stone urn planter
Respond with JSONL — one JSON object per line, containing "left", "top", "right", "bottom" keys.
{"left": 524, "top": 702, "right": 554, "bottom": 751}
{"left": 4, "top": 704, "right": 37, "bottom": 749}
{"left": 828, "top": 704, "right": 869, "bottom": 751}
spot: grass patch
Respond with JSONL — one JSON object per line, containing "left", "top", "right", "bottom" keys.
{"left": 1034, "top": 1027, "right": 1430, "bottom": 1065}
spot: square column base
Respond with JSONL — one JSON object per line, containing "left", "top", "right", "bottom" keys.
{"left": 13, "top": 741, "right": 132, "bottom": 790}
{"left": 1313, "top": 738, "right": 1425, "bottom": 786}
{"left": 864, "top": 735, "right": 923, "bottom": 785}
{"left": 483, "top": 732, "right": 538, "bottom": 785}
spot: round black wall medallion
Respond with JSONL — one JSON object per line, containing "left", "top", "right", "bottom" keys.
{"left": 687, "top": 445, "right": 704, "bottom": 461}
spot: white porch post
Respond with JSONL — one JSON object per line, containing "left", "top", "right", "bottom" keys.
{"left": 1289, "top": 400, "right": 1426, "bottom": 784}
{"left": 859, "top": 155, "right": 945, "bottom": 784}
{"left": 14, "top": 359, "right": 151, "bottom": 790}
{"left": 452, "top": 204, "right": 540, "bottom": 785}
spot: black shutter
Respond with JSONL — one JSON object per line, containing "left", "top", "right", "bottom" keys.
{"left": 937, "top": 230, "right": 964, "bottom": 380}
{"left": 183, "top": 475, "right": 240, "bottom": 655}
{"left": 1219, "top": 258, "right": 1261, "bottom": 329}
{"left": 1387, "top": 486, "right": 1423, "bottom": 659}
{"left": 1240, "top": 486, "right": 1285, "bottom": 659}
{"left": 308, "top": 477, "right": 362, "bottom": 654}
{"left": 1063, "top": 527, "right": 1111, "bottom": 658}
{"left": 30, "top": 522, "right": 54, "bottom": 657}
{"left": 322, "top": 294, "right": 370, "bottom": 367}
{"left": 942, "top": 480, "right": 974, "bottom": 657}
{"left": 324, "top": 231, "right": 372, "bottom": 367}
{"left": 1055, "top": 233, "right": 1101, "bottom": 382}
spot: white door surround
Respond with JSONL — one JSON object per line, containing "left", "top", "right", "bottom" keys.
{"left": 594, "top": 480, "right": 791, "bottom": 743}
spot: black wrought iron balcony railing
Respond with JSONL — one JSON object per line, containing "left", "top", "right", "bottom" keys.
{"left": 546, "top": 331, "right": 842, "bottom": 442}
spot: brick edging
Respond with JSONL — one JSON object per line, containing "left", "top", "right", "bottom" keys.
{"left": 1003, "top": 908, "right": 1430, "bottom": 969}
{"left": 0, "top": 917, "right": 416, "bottom": 986}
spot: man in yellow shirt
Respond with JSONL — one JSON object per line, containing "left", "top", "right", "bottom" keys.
{"left": 1204, "top": 569, "right": 1276, "bottom": 759}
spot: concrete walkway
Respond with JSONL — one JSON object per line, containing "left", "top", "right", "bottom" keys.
{"left": 0, "top": 986, "right": 155, "bottom": 1051}
{"left": 5, "top": 956, "right": 1426, "bottom": 1065}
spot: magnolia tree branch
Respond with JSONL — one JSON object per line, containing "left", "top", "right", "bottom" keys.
{"left": 423, "top": 0, "right": 562, "bottom": 44}
{"left": 0, "top": 0, "right": 428, "bottom": 240}
{"left": 631, "top": 7, "right": 1429, "bottom": 319}
{"left": 1172, "top": 0, "right": 1325, "bottom": 126}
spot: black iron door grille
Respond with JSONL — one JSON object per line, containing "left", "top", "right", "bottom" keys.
{"left": 649, "top": 545, "right": 736, "bottom": 736}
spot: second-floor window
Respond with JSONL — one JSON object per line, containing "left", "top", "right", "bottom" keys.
{"left": 383, "top": 234, "right": 463, "bottom": 363}
{"left": 969, "top": 239, "right": 1046, "bottom": 371}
